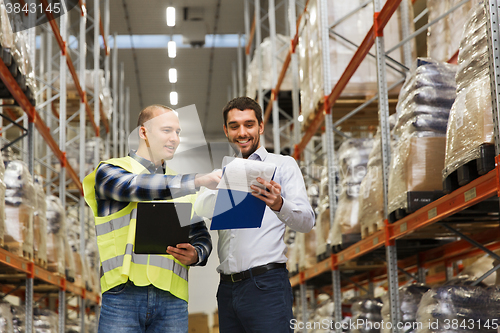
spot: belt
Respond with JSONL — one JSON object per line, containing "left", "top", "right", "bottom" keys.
{"left": 220, "top": 263, "right": 286, "bottom": 283}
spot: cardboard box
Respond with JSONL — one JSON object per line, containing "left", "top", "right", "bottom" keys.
{"left": 407, "top": 136, "right": 446, "bottom": 192}
{"left": 213, "top": 310, "right": 218, "bottom": 327}
{"left": 211, "top": 326, "right": 219, "bottom": 333}
{"left": 189, "top": 313, "right": 209, "bottom": 333}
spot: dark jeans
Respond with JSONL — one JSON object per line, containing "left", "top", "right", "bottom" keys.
{"left": 98, "top": 281, "right": 188, "bottom": 333}
{"left": 217, "top": 268, "right": 294, "bottom": 333}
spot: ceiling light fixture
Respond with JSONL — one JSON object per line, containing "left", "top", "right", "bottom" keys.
{"left": 170, "top": 91, "right": 178, "bottom": 105}
{"left": 166, "top": 7, "right": 176, "bottom": 27}
{"left": 169, "top": 68, "right": 177, "bottom": 83}
{"left": 168, "top": 41, "right": 176, "bottom": 58}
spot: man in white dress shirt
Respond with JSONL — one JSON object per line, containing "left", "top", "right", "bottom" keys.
{"left": 195, "top": 97, "right": 314, "bottom": 333}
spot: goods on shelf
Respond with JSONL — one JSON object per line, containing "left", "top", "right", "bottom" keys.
{"left": 66, "top": 212, "right": 89, "bottom": 289}
{"left": 426, "top": 0, "right": 481, "bottom": 62}
{"left": 86, "top": 231, "right": 100, "bottom": 293}
{"left": 298, "top": 227, "right": 317, "bottom": 270}
{"left": 44, "top": 68, "right": 113, "bottom": 120}
{"left": 46, "top": 195, "right": 66, "bottom": 276}
{"left": 358, "top": 129, "right": 393, "bottom": 238}
{"left": 66, "top": 319, "right": 81, "bottom": 333}
{"left": 0, "top": 151, "right": 5, "bottom": 247}
{"left": 0, "top": 302, "right": 13, "bottom": 333}
{"left": 311, "top": 294, "right": 334, "bottom": 333}
{"left": 443, "top": 2, "right": 495, "bottom": 189}
{"left": 33, "top": 177, "right": 47, "bottom": 267}
{"left": 315, "top": 198, "right": 330, "bottom": 257}
{"left": 328, "top": 138, "right": 373, "bottom": 248}
{"left": 11, "top": 305, "right": 25, "bottom": 333}
{"left": 381, "top": 284, "right": 430, "bottom": 333}
{"left": 33, "top": 308, "right": 58, "bottom": 333}
{"left": 4, "top": 160, "right": 35, "bottom": 260}
{"left": 460, "top": 253, "right": 498, "bottom": 286}
{"left": 388, "top": 59, "right": 456, "bottom": 218}
{"left": 246, "top": 34, "right": 294, "bottom": 98}
{"left": 350, "top": 298, "right": 383, "bottom": 333}
{"left": 0, "top": 1, "right": 14, "bottom": 70}
{"left": 298, "top": 0, "right": 412, "bottom": 123}
{"left": 416, "top": 284, "right": 500, "bottom": 333}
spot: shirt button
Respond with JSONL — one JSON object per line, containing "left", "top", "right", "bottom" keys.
{"left": 229, "top": 254, "right": 233, "bottom": 258}
{"left": 231, "top": 234, "right": 235, "bottom": 239}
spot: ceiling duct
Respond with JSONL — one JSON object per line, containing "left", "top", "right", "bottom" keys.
{"left": 182, "top": 7, "right": 206, "bottom": 47}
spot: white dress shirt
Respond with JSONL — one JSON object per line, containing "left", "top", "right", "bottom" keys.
{"left": 194, "top": 146, "right": 315, "bottom": 275}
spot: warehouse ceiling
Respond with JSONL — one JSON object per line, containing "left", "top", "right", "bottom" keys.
{"left": 105, "top": 0, "right": 248, "bottom": 142}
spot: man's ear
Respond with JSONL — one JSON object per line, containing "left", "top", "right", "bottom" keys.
{"left": 223, "top": 125, "right": 228, "bottom": 137}
{"left": 259, "top": 121, "right": 264, "bottom": 135}
{"left": 139, "top": 126, "right": 147, "bottom": 140}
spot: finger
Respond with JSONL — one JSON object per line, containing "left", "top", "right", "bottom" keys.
{"left": 175, "top": 243, "right": 193, "bottom": 250}
{"left": 167, "top": 246, "right": 188, "bottom": 256}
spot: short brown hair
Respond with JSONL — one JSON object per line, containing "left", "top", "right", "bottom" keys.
{"left": 222, "top": 97, "right": 262, "bottom": 126}
{"left": 137, "top": 104, "right": 174, "bottom": 127}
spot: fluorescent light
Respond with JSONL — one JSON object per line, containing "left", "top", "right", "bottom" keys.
{"left": 168, "top": 41, "right": 176, "bottom": 58}
{"left": 169, "top": 68, "right": 177, "bottom": 83}
{"left": 298, "top": 114, "right": 304, "bottom": 122}
{"left": 170, "top": 91, "right": 178, "bottom": 105}
{"left": 166, "top": 7, "right": 175, "bottom": 27}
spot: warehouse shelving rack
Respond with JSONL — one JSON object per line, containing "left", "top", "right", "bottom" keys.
{"left": 243, "top": 0, "right": 500, "bottom": 332}
{"left": 0, "top": 1, "right": 129, "bottom": 332}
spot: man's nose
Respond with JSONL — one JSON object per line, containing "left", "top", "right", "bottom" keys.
{"left": 237, "top": 126, "right": 248, "bottom": 137}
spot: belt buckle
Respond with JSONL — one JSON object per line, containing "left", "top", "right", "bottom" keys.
{"left": 230, "top": 273, "right": 242, "bottom": 283}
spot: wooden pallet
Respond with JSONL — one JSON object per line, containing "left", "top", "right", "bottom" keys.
{"left": 388, "top": 191, "right": 445, "bottom": 223}
{"left": 34, "top": 255, "right": 48, "bottom": 269}
{"left": 4, "top": 242, "right": 33, "bottom": 261}
{"left": 361, "top": 220, "right": 384, "bottom": 239}
{"left": 47, "top": 262, "right": 65, "bottom": 276}
{"left": 443, "top": 144, "right": 495, "bottom": 194}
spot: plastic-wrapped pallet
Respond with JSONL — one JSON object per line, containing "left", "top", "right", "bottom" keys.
{"left": 298, "top": 0, "right": 412, "bottom": 123}
{"left": 34, "top": 308, "right": 58, "bottom": 333}
{"left": 315, "top": 198, "right": 330, "bottom": 257}
{"left": 427, "top": 0, "right": 481, "bottom": 63}
{"left": 46, "top": 195, "right": 65, "bottom": 276}
{"left": 0, "top": 151, "right": 5, "bottom": 247}
{"left": 298, "top": 226, "right": 317, "bottom": 270}
{"left": 66, "top": 213, "right": 88, "bottom": 288}
{"left": 381, "top": 284, "right": 430, "bottom": 333}
{"left": 328, "top": 139, "right": 373, "bottom": 247}
{"left": 350, "top": 298, "right": 383, "bottom": 333}
{"left": 66, "top": 319, "right": 81, "bottom": 333}
{"left": 4, "top": 160, "right": 35, "bottom": 260}
{"left": 415, "top": 284, "right": 500, "bottom": 333}
{"left": 0, "top": 1, "right": 14, "bottom": 49}
{"left": 246, "top": 34, "right": 294, "bottom": 98}
{"left": 86, "top": 231, "right": 100, "bottom": 292}
{"left": 358, "top": 132, "right": 385, "bottom": 239}
{"left": 388, "top": 59, "right": 456, "bottom": 215}
{"left": 0, "top": 302, "right": 13, "bottom": 333}
{"left": 11, "top": 305, "right": 25, "bottom": 333}
{"left": 443, "top": 3, "right": 495, "bottom": 181}
{"left": 33, "top": 177, "right": 47, "bottom": 267}
{"left": 311, "top": 294, "right": 334, "bottom": 333}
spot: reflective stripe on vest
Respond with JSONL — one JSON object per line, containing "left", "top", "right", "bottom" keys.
{"left": 100, "top": 243, "right": 188, "bottom": 281}
{"left": 95, "top": 209, "right": 137, "bottom": 236}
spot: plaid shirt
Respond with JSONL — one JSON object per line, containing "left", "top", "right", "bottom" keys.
{"left": 94, "top": 150, "right": 212, "bottom": 266}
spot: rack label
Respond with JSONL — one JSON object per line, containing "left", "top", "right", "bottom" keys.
{"left": 339, "top": 254, "right": 344, "bottom": 261}
{"left": 428, "top": 207, "right": 437, "bottom": 219}
{"left": 373, "top": 237, "right": 378, "bottom": 245}
{"left": 6, "top": 256, "right": 10, "bottom": 263}
{"left": 355, "top": 247, "right": 360, "bottom": 254}
{"left": 400, "top": 222, "right": 407, "bottom": 233}
{"left": 464, "top": 187, "right": 477, "bottom": 202}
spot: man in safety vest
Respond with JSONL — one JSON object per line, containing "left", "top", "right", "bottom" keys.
{"left": 83, "top": 104, "right": 221, "bottom": 333}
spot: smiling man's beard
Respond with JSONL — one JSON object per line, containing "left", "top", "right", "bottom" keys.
{"left": 228, "top": 135, "right": 260, "bottom": 158}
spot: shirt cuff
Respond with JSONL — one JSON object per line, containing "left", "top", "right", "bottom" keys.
{"left": 273, "top": 197, "right": 292, "bottom": 223}
{"left": 167, "top": 173, "right": 197, "bottom": 198}
{"left": 191, "top": 246, "right": 202, "bottom": 266}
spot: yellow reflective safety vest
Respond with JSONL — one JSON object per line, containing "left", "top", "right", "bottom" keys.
{"left": 83, "top": 156, "right": 196, "bottom": 302}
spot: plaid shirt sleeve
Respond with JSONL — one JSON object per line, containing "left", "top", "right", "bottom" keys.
{"left": 95, "top": 163, "right": 197, "bottom": 202}
{"left": 189, "top": 215, "right": 212, "bottom": 266}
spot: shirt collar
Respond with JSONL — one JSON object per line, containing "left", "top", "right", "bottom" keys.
{"left": 247, "top": 146, "right": 268, "bottom": 161}
{"left": 128, "top": 150, "right": 165, "bottom": 174}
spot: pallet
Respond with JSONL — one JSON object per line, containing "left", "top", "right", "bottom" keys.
{"left": 47, "top": 262, "right": 65, "bottom": 276}
{"left": 443, "top": 144, "right": 495, "bottom": 194}
{"left": 4, "top": 242, "right": 33, "bottom": 261}
{"left": 330, "top": 233, "right": 362, "bottom": 254}
{"left": 388, "top": 191, "right": 445, "bottom": 223}
{"left": 34, "top": 256, "right": 48, "bottom": 269}
{"left": 361, "top": 220, "right": 384, "bottom": 239}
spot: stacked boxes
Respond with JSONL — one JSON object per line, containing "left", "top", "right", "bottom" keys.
{"left": 4, "top": 161, "right": 35, "bottom": 259}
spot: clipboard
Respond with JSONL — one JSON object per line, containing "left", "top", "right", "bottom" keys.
{"left": 210, "top": 167, "right": 276, "bottom": 230}
{"left": 134, "top": 202, "right": 192, "bottom": 254}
